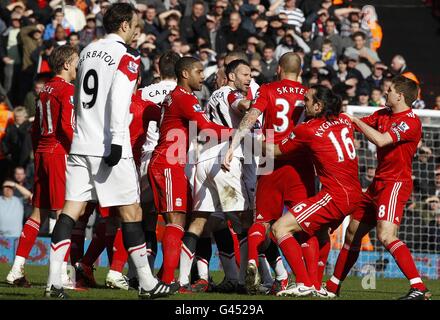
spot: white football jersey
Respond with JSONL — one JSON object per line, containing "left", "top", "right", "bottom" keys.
{"left": 70, "top": 33, "right": 140, "bottom": 158}
{"left": 140, "top": 80, "right": 177, "bottom": 153}
{"left": 198, "top": 85, "right": 246, "bottom": 162}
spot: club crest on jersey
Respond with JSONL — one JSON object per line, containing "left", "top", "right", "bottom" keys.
{"left": 193, "top": 104, "right": 203, "bottom": 112}
{"left": 397, "top": 121, "right": 410, "bottom": 132}
{"left": 127, "top": 60, "right": 138, "bottom": 73}
{"left": 175, "top": 198, "right": 182, "bottom": 207}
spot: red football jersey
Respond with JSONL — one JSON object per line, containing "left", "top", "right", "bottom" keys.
{"left": 152, "top": 86, "right": 231, "bottom": 166}
{"left": 252, "top": 79, "right": 307, "bottom": 144}
{"left": 279, "top": 114, "right": 362, "bottom": 211}
{"left": 32, "top": 76, "right": 74, "bottom": 155}
{"left": 129, "top": 93, "right": 161, "bottom": 167}
{"left": 360, "top": 107, "right": 421, "bottom": 182}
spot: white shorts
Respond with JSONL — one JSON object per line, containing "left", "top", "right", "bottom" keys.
{"left": 192, "top": 156, "right": 255, "bottom": 212}
{"left": 65, "top": 155, "right": 140, "bottom": 207}
{"left": 139, "top": 151, "right": 153, "bottom": 203}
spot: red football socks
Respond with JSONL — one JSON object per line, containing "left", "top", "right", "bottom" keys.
{"left": 160, "top": 224, "right": 184, "bottom": 284}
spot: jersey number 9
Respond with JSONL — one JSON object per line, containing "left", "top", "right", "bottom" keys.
{"left": 82, "top": 69, "right": 98, "bottom": 109}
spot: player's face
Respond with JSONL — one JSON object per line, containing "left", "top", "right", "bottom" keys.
{"left": 125, "top": 14, "right": 139, "bottom": 43}
{"left": 234, "top": 65, "right": 252, "bottom": 94}
{"left": 304, "top": 88, "right": 320, "bottom": 117}
{"left": 385, "top": 84, "right": 400, "bottom": 107}
{"left": 68, "top": 53, "right": 79, "bottom": 81}
{"left": 189, "top": 62, "right": 205, "bottom": 91}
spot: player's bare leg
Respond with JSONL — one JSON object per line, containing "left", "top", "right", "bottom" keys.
{"left": 7, "top": 207, "right": 51, "bottom": 287}
{"left": 178, "top": 211, "right": 209, "bottom": 292}
{"left": 325, "top": 219, "right": 372, "bottom": 297}
{"left": 160, "top": 211, "right": 185, "bottom": 284}
{"left": 376, "top": 220, "right": 431, "bottom": 300}
{"left": 271, "top": 214, "right": 315, "bottom": 297}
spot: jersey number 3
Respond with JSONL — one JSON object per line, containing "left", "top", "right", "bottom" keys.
{"left": 274, "top": 98, "right": 304, "bottom": 133}
{"left": 82, "top": 69, "right": 98, "bottom": 109}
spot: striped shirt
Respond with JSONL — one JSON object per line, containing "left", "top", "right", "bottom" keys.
{"left": 278, "top": 7, "right": 305, "bottom": 32}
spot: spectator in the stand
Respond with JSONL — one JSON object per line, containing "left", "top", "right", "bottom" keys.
{"left": 370, "top": 87, "right": 383, "bottom": 106}
{"left": 344, "top": 31, "right": 380, "bottom": 79}
{"left": 143, "top": 5, "right": 161, "bottom": 36}
{"left": 360, "top": 166, "right": 376, "bottom": 190}
{"left": 2, "top": 11, "right": 23, "bottom": 95}
{"left": 13, "top": 166, "right": 33, "bottom": 218}
{"left": 0, "top": 180, "right": 25, "bottom": 237}
{"left": 32, "top": 39, "right": 55, "bottom": 75}
{"left": 19, "top": 24, "right": 45, "bottom": 104}
{"left": 179, "top": 0, "right": 205, "bottom": 46}
{"left": 200, "top": 14, "right": 221, "bottom": 53}
{"left": 356, "top": 87, "right": 370, "bottom": 106}
{"left": 157, "top": 13, "right": 181, "bottom": 51}
{"left": 217, "top": 11, "right": 251, "bottom": 54}
{"left": 434, "top": 167, "right": 440, "bottom": 197}
{"left": 245, "top": 36, "right": 261, "bottom": 62}
{"left": 432, "top": 95, "right": 440, "bottom": 110}
{"left": 137, "top": 0, "right": 167, "bottom": 14}
{"left": 260, "top": 45, "right": 277, "bottom": 83}
{"left": 312, "top": 38, "right": 337, "bottom": 71}
{"left": 336, "top": 7, "right": 362, "bottom": 38}
{"left": 53, "top": 25, "right": 67, "bottom": 46}
{"left": 333, "top": 56, "right": 350, "bottom": 83}
{"left": 300, "top": 23, "right": 314, "bottom": 50}
{"left": 360, "top": 5, "right": 382, "bottom": 51}
{"left": 250, "top": 57, "right": 266, "bottom": 85}
{"left": 2, "top": 107, "right": 33, "bottom": 169}
{"left": 212, "top": 0, "right": 228, "bottom": 21}
{"left": 366, "top": 61, "right": 387, "bottom": 91}
{"left": 43, "top": 8, "right": 72, "bottom": 41}
{"left": 23, "top": 75, "right": 47, "bottom": 120}
{"left": 79, "top": 14, "right": 103, "bottom": 50}
{"left": 313, "top": 18, "right": 344, "bottom": 57}
{"left": 164, "top": 0, "right": 186, "bottom": 13}
{"left": 0, "top": 96, "right": 13, "bottom": 182}
{"left": 413, "top": 145, "right": 436, "bottom": 200}
{"left": 61, "top": 0, "right": 86, "bottom": 32}
{"left": 67, "top": 32, "right": 80, "bottom": 52}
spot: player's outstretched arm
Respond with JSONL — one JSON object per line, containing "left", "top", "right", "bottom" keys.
{"left": 222, "top": 107, "right": 262, "bottom": 171}
{"left": 345, "top": 113, "right": 393, "bottom": 147}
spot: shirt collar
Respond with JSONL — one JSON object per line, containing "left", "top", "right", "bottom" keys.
{"left": 105, "top": 33, "right": 126, "bottom": 43}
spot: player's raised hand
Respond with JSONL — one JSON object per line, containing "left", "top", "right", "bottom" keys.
{"left": 222, "top": 148, "right": 234, "bottom": 172}
{"left": 104, "top": 144, "right": 122, "bottom": 167}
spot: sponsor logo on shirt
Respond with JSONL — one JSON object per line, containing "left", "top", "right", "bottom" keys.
{"left": 397, "top": 121, "right": 410, "bottom": 132}
{"left": 193, "top": 104, "right": 203, "bottom": 112}
{"left": 127, "top": 60, "right": 139, "bottom": 73}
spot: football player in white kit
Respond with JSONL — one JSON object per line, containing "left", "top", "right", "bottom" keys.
{"left": 178, "top": 59, "right": 255, "bottom": 292}
{"left": 44, "top": 3, "right": 175, "bottom": 299}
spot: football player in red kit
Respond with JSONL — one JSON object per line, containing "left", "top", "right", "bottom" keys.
{"left": 148, "top": 57, "right": 231, "bottom": 285}
{"left": 326, "top": 75, "right": 431, "bottom": 300}
{"left": 6, "top": 45, "right": 78, "bottom": 288}
{"left": 223, "top": 52, "right": 316, "bottom": 295}
{"left": 266, "top": 85, "right": 363, "bottom": 297}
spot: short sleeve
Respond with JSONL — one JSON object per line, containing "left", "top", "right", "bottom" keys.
{"left": 227, "top": 90, "right": 246, "bottom": 113}
{"left": 117, "top": 53, "right": 140, "bottom": 82}
{"left": 388, "top": 116, "right": 421, "bottom": 144}
{"left": 251, "top": 85, "right": 269, "bottom": 113}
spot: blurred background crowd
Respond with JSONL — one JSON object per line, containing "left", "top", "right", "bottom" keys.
{"left": 0, "top": 0, "right": 439, "bottom": 254}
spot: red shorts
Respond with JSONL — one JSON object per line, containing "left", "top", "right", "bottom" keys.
{"left": 288, "top": 191, "right": 346, "bottom": 236}
{"left": 351, "top": 180, "right": 412, "bottom": 226}
{"left": 33, "top": 152, "right": 66, "bottom": 210}
{"left": 255, "top": 162, "right": 315, "bottom": 223}
{"left": 148, "top": 161, "right": 191, "bottom": 214}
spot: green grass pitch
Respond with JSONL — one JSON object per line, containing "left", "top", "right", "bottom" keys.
{"left": 0, "top": 264, "right": 438, "bottom": 300}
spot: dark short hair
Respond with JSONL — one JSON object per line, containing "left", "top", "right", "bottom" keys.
{"left": 103, "top": 3, "right": 136, "bottom": 34}
{"left": 352, "top": 31, "right": 366, "bottom": 40}
{"left": 175, "top": 56, "right": 200, "bottom": 79}
{"left": 225, "top": 59, "right": 250, "bottom": 77}
{"left": 392, "top": 75, "right": 419, "bottom": 107}
{"left": 159, "top": 51, "right": 181, "bottom": 79}
{"left": 49, "top": 45, "right": 78, "bottom": 74}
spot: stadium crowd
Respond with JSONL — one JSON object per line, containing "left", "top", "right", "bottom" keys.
{"left": 0, "top": 0, "right": 439, "bottom": 273}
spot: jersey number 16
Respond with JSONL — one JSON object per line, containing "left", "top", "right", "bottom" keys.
{"left": 328, "top": 127, "right": 356, "bottom": 162}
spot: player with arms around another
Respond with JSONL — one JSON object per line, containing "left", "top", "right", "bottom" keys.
{"left": 148, "top": 57, "right": 231, "bottom": 286}
{"left": 6, "top": 45, "right": 78, "bottom": 289}
{"left": 223, "top": 52, "right": 316, "bottom": 295}
{"left": 44, "top": 3, "right": 171, "bottom": 299}
{"left": 326, "top": 75, "right": 432, "bottom": 300}
{"left": 266, "top": 85, "right": 362, "bottom": 297}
